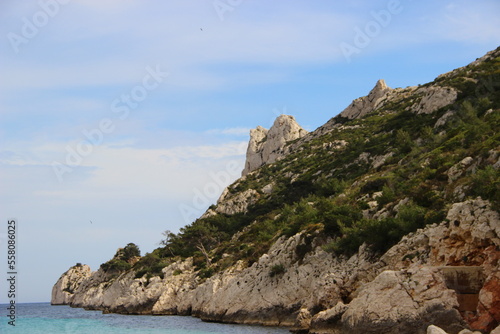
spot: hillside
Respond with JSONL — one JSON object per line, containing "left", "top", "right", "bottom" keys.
{"left": 52, "top": 47, "right": 500, "bottom": 334}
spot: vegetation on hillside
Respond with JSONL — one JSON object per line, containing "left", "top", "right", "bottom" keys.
{"left": 102, "top": 48, "right": 500, "bottom": 280}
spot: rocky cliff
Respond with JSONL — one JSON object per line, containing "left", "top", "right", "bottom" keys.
{"left": 242, "top": 114, "right": 308, "bottom": 176}
{"left": 53, "top": 47, "right": 500, "bottom": 333}
{"left": 52, "top": 199, "right": 500, "bottom": 333}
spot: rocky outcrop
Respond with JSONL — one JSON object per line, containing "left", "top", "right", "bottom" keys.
{"left": 339, "top": 267, "right": 465, "bottom": 334}
{"left": 307, "top": 79, "right": 415, "bottom": 139}
{"left": 51, "top": 264, "right": 91, "bottom": 305}
{"left": 411, "top": 86, "right": 458, "bottom": 115}
{"left": 339, "top": 79, "right": 392, "bottom": 120}
{"left": 242, "top": 115, "right": 307, "bottom": 175}
{"left": 214, "top": 188, "right": 260, "bottom": 215}
{"left": 242, "top": 126, "right": 268, "bottom": 175}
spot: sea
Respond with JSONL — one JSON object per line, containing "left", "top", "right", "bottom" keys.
{"left": 0, "top": 303, "right": 291, "bottom": 334}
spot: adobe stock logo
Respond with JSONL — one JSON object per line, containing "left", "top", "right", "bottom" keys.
{"left": 178, "top": 143, "right": 246, "bottom": 224}
{"left": 340, "top": 0, "right": 405, "bottom": 63}
{"left": 7, "top": 0, "right": 71, "bottom": 54}
{"left": 213, "top": 0, "right": 245, "bottom": 21}
{"left": 51, "top": 65, "right": 169, "bottom": 183}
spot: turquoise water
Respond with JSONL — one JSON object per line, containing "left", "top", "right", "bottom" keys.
{"left": 0, "top": 303, "right": 290, "bottom": 334}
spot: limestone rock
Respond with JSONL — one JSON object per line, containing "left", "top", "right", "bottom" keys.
{"left": 447, "top": 157, "right": 474, "bottom": 184}
{"left": 310, "top": 302, "right": 348, "bottom": 334}
{"left": 340, "top": 267, "right": 465, "bottom": 334}
{"left": 242, "top": 126, "right": 268, "bottom": 175}
{"left": 51, "top": 264, "right": 91, "bottom": 305}
{"left": 214, "top": 188, "right": 260, "bottom": 215}
{"left": 294, "top": 308, "right": 313, "bottom": 330}
{"left": 491, "top": 325, "right": 500, "bottom": 334}
{"left": 458, "top": 329, "right": 482, "bottom": 334}
{"left": 262, "top": 182, "right": 274, "bottom": 194}
{"left": 429, "top": 198, "right": 500, "bottom": 267}
{"left": 435, "top": 110, "right": 456, "bottom": 128}
{"left": 242, "top": 115, "right": 307, "bottom": 175}
{"left": 339, "top": 79, "right": 392, "bottom": 120}
{"left": 412, "top": 86, "right": 457, "bottom": 115}
{"left": 427, "top": 325, "right": 449, "bottom": 334}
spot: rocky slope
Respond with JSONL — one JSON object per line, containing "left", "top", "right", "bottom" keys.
{"left": 53, "top": 47, "right": 500, "bottom": 333}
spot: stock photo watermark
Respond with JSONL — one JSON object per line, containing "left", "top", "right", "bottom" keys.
{"left": 339, "top": 0, "right": 405, "bottom": 63}
{"left": 213, "top": 0, "right": 245, "bottom": 21}
{"left": 178, "top": 141, "right": 247, "bottom": 224}
{"left": 4, "top": 219, "right": 18, "bottom": 327}
{"left": 7, "top": 0, "right": 71, "bottom": 54}
{"left": 51, "top": 64, "right": 169, "bottom": 183}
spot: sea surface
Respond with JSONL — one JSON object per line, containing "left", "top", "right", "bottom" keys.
{"left": 0, "top": 303, "right": 291, "bottom": 334}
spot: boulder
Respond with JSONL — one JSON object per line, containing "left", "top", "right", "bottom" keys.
{"left": 427, "top": 325, "right": 449, "bottom": 334}
{"left": 340, "top": 267, "right": 466, "bottom": 334}
{"left": 491, "top": 325, "right": 500, "bottom": 334}
{"left": 309, "top": 302, "right": 348, "bottom": 333}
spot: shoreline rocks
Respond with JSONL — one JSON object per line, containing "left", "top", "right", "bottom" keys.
{"left": 52, "top": 198, "right": 500, "bottom": 333}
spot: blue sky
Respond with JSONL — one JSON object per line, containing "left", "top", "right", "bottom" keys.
{"left": 0, "top": 0, "right": 498, "bottom": 303}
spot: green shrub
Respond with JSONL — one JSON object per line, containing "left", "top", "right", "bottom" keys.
{"left": 361, "top": 177, "right": 387, "bottom": 194}
{"left": 198, "top": 267, "right": 214, "bottom": 279}
{"left": 269, "top": 264, "right": 286, "bottom": 277}
{"left": 397, "top": 202, "right": 426, "bottom": 232}
{"left": 396, "top": 129, "right": 414, "bottom": 154}
{"left": 100, "top": 259, "right": 131, "bottom": 273}
{"left": 121, "top": 243, "right": 141, "bottom": 260}
{"left": 470, "top": 166, "right": 499, "bottom": 202}
{"left": 133, "top": 252, "right": 168, "bottom": 278}
{"left": 377, "top": 185, "right": 396, "bottom": 207}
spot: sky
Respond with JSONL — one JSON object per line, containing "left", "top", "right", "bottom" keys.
{"left": 0, "top": 0, "right": 498, "bottom": 303}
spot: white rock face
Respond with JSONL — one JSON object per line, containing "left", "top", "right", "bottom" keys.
{"left": 242, "top": 115, "right": 307, "bottom": 175}
{"left": 340, "top": 267, "right": 464, "bottom": 334}
{"left": 427, "top": 325, "right": 449, "bottom": 334}
{"left": 51, "top": 264, "right": 91, "bottom": 305}
{"left": 214, "top": 188, "right": 260, "bottom": 215}
{"left": 447, "top": 157, "right": 474, "bottom": 183}
{"left": 412, "top": 86, "right": 457, "bottom": 115}
{"left": 242, "top": 126, "right": 268, "bottom": 175}
{"left": 339, "top": 79, "right": 392, "bottom": 120}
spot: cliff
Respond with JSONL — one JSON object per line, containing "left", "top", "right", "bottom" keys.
{"left": 243, "top": 114, "right": 308, "bottom": 176}
{"left": 53, "top": 47, "right": 500, "bottom": 333}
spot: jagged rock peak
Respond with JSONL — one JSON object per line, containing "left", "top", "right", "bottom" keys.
{"left": 339, "top": 79, "right": 392, "bottom": 120}
{"left": 242, "top": 115, "right": 307, "bottom": 176}
{"left": 373, "top": 78, "right": 389, "bottom": 91}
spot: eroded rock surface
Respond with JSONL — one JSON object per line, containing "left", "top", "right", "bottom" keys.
{"left": 242, "top": 115, "right": 307, "bottom": 175}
